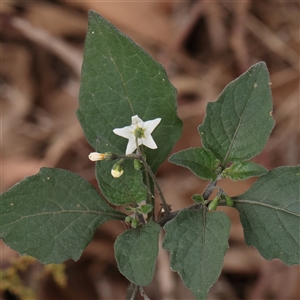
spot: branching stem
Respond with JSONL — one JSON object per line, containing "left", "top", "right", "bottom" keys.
{"left": 157, "top": 178, "right": 219, "bottom": 226}
{"left": 121, "top": 151, "right": 220, "bottom": 223}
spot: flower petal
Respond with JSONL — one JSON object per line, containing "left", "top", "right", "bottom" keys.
{"left": 125, "top": 137, "right": 137, "bottom": 154}
{"left": 131, "top": 115, "right": 143, "bottom": 128}
{"left": 113, "top": 126, "right": 133, "bottom": 139}
{"left": 143, "top": 118, "right": 161, "bottom": 135}
{"left": 141, "top": 135, "right": 158, "bottom": 149}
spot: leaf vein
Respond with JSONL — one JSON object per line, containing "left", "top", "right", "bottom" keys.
{"left": 235, "top": 200, "right": 299, "bottom": 217}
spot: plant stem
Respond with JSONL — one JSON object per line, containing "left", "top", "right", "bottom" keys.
{"left": 130, "top": 140, "right": 154, "bottom": 220}
{"left": 136, "top": 212, "right": 146, "bottom": 225}
{"left": 139, "top": 287, "right": 150, "bottom": 300}
{"left": 139, "top": 154, "right": 170, "bottom": 215}
{"left": 126, "top": 283, "right": 138, "bottom": 300}
{"left": 134, "top": 142, "right": 155, "bottom": 220}
{"left": 144, "top": 168, "right": 155, "bottom": 221}
{"left": 157, "top": 179, "right": 220, "bottom": 226}
{"left": 202, "top": 180, "right": 218, "bottom": 200}
{"left": 134, "top": 140, "right": 169, "bottom": 216}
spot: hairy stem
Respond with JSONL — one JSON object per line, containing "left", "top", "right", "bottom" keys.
{"left": 139, "top": 154, "right": 170, "bottom": 215}
{"left": 139, "top": 287, "right": 150, "bottom": 300}
{"left": 202, "top": 180, "right": 218, "bottom": 200}
{"left": 144, "top": 168, "right": 155, "bottom": 221}
{"left": 133, "top": 141, "right": 169, "bottom": 215}
{"left": 126, "top": 283, "right": 138, "bottom": 300}
{"left": 157, "top": 179, "right": 219, "bottom": 226}
{"left": 134, "top": 142, "right": 155, "bottom": 220}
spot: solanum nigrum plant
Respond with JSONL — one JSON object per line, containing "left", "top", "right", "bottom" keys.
{"left": 1, "top": 11, "right": 299, "bottom": 300}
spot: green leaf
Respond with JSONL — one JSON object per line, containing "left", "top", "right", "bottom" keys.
{"left": 114, "top": 222, "right": 161, "bottom": 286}
{"left": 77, "top": 10, "right": 182, "bottom": 173}
{"left": 0, "top": 168, "right": 125, "bottom": 264}
{"left": 169, "top": 147, "right": 220, "bottom": 181}
{"left": 198, "top": 62, "right": 275, "bottom": 166}
{"left": 222, "top": 161, "right": 268, "bottom": 180}
{"left": 163, "top": 210, "right": 231, "bottom": 300}
{"left": 192, "top": 194, "right": 204, "bottom": 204}
{"left": 234, "top": 166, "right": 300, "bottom": 265}
{"left": 95, "top": 135, "right": 147, "bottom": 205}
{"left": 140, "top": 204, "right": 153, "bottom": 214}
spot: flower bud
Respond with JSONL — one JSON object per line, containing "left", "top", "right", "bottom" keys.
{"left": 125, "top": 216, "right": 132, "bottom": 223}
{"left": 208, "top": 196, "right": 220, "bottom": 211}
{"left": 133, "top": 159, "right": 142, "bottom": 170}
{"left": 225, "top": 195, "right": 234, "bottom": 207}
{"left": 111, "top": 166, "right": 124, "bottom": 178}
{"left": 89, "top": 152, "right": 116, "bottom": 161}
{"left": 88, "top": 152, "right": 106, "bottom": 161}
{"left": 131, "top": 218, "right": 139, "bottom": 229}
{"left": 111, "top": 159, "right": 124, "bottom": 178}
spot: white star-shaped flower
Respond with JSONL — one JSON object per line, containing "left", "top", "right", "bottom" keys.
{"left": 113, "top": 115, "right": 161, "bottom": 155}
